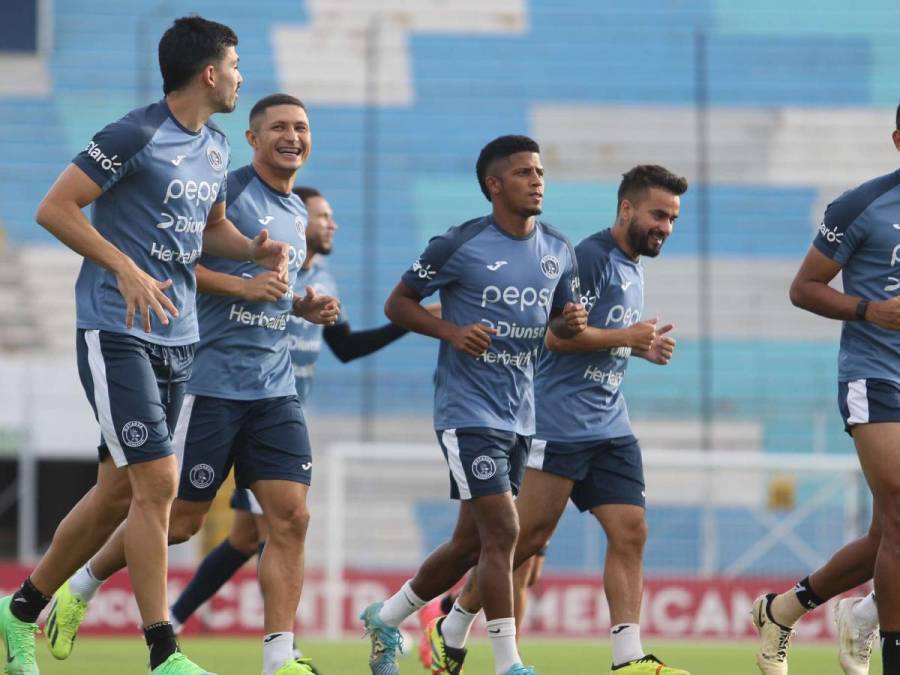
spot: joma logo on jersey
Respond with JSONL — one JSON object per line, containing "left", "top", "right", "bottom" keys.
{"left": 818, "top": 220, "right": 843, "bottom": 245}
{"left": 163, "top": 179, "right": 221, "bottom": 206}
{"left": 481, "top": 285, "right": 552, "bottom": 312}
{"left": 84, "top": 141, "right": 122, "bottom": 174}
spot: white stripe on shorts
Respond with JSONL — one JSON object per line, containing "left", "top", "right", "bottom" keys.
{"left": 847, "top": 379, "right": 870, "bottom": 426}
{"left": 84, "top": 329, "right": 127, "bottom": 468}
{"left": 171, "top": 394, "right": 196, "bottom": 471}
{"left": 245, "top": 489, "right": 263, "bottom": 515}
{"left": 527, "top": 438, "right": 547, "bottom": 471}
{"left": 442, "top": 429, "right": 472, "bottom": 500}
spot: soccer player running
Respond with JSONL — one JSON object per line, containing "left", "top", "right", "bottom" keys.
{"left": 0, "top": 17, "right": 293, "bottom": 675}
{"left": 40, "top": 94, "right": 336, "bottom": 675}
{"left": 360, "top": 134, "right": 587, "bottom": 675}
{"left": 426, "top": 165, "right": 691, "bottom": 675}
{"left": 751, "top": 110, "right": 900, "bottom": 675}
{"left": 166, "top": 185, "right": 432, "bottom": 670}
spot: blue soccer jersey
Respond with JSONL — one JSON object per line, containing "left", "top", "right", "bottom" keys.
{"left": 535, "top": 230, "right": 644, "bottom": 442}
{"left": 402, "top": 216, "right": 579, "bottom": 435}
{"left": 813, "top": 170, "right": 900, "bottom": 383}
{"left": 187, "top": 165, "right": 307, "bottom": 400}
{"left": 286, "top": 259, "right": 342, "bottom": 405}
{"left": 72, "top": 99, "right": 229, "bottom": 345}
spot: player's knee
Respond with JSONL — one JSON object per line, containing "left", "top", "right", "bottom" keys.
{"left": 267, "top": 503, "right": 310, "bottom": 543}
{"left": 168, "top": 511, "right": 205, "bottom": 545}
{"left": 480, "top": 519, "right": 519, "bottom": 556}
{"left": 608, "top": 515, "right": 648, "bottom": 555}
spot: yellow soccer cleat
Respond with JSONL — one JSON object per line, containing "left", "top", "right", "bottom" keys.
{"left": 611, "top": 654, "right": 690, "bottom": 674}
{"left": 269, "top": 657, "right": 317, "bottom": 674}
{"left": 426, "top": 616, "right": 466, "bottom": 674}
{"left": 45, "top": 580, "right": 88, "bottom": 660}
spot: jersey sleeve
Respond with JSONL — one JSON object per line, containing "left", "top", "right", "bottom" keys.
{"left": 72, "top": 115, "right": 155, "bottom": 192}
{"left": 551, "top": 238, "right": 581, "bottom": 310}
{"left": 574, "top": 237, "right": 612, "bottom": 318}
{"left": 401, "top": 231, "right": 463, "bottom": 298}
{"left": 812, "top": 193, "right": 867, "bottom": 265}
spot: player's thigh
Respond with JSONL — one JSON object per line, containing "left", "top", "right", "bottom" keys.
{"left": 515, "top": 465, "right": 573, "bottom": 546}
{"left": 236, "top": 396, "right": 312, "bottom": 494}
{"left": 592, "top": 503, "right": 647, "bottom": 550}
{"left": 174, "top": 395, "right": 243, "bottom": 504}
{"left": 251, "top": 479, "right": 310, "bottom": 538}
{"left": 853, "top": 422, "right": 900, "bottom": 501}
{"left": 168, "top": 497, "right": 216, "bottom": 543}
{"left": 76, "top": 329, "right": 187, "bottom": 468}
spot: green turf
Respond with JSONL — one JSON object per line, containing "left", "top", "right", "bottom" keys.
{"left": 31, "top": 637, "right": 881, "bottom": 674}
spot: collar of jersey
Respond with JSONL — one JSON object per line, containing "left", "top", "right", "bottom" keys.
{"left": 249, "top": 164, "right": 295, "bottom": 199}
{"left": 488, "top": 215, "right": 538, "bottom": 241}
{"left": 161, "top": 98, "right": 203, "bottom": 137}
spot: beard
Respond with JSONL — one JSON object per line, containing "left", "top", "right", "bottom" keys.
{"left": 626, "top": 216, "right": 664, "bottom": 257}
{"left": 517, "top": 204, "right": 542, "bottom": 218}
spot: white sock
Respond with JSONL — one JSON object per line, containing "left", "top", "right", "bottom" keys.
{"left": 169, "top": 609, "right": 183, "bottom": 635}
{"left": 852, "top": 592, "right": 879, "bottom": 632}
{"left": 441, "top": 600, "right": 479, "bottom": 649}
{"left": 263, "top": 632, "right": 294, "bottom": 675}
{"left": 611, "top": 623, "right": 644, "bottom": 666}
{"left": 378, "top": 580, "right": 427, "bottom": 628}
{"left": 68, "top": 563, "right": 104, "bottom": 602}
{"left": 486, "top": 617, "right": 520, "bottom": 675}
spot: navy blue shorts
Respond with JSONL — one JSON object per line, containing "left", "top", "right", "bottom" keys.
{"left": 527, "top": 435, "right": 645, "bottom": 511}
{"left": 76, "top": 329, "right": 193, "bottom": 467}
{"left": 230, "top": 488, "right": 263, "bottom": 515}
{"left": 174, "top": 394, "right": 312, "bottom": 503}
{"left": 838, "top": 379, "right": 900, "bottom": 434}
{"left": 436, "top": 428, "right": 530, "bottom": 500}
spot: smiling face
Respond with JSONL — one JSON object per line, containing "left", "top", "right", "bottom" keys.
{"left": 620, "top": 187, "right": 680, "bottom": 258}
{"left": 247, "top": 103, "right": 311, "bottom": 177}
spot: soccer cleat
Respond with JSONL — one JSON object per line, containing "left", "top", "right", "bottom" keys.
{"left": 0, "top": 595, "right": 40, "bottom": 675}
{"left": 611, "top": 654, "right": 691, "bottom": 673}
{"left": 498, "top": 666, "right": 536, "bottom": 675}
{"left": 426, "top": 616, "right": 466, "bottom": 674}
{"left": 269, "top": 657, "right": 317, "bottom": 674}
{"left": 360, "top": 602, "right": 402, "bottom": 675}
{"left": 418, "top": 598, "right": 445, "bottom": 669}
{"left": 834, "top": 597, "right": 876, "bottom": 675}
{"left": 751, "top": 593, "right": 794, "bottom": 675}
{"left": 45, "top": 580, "right": 88, "bottom": 660}
{"left": 149, "top": 652, "right": 216, "bottom": 674}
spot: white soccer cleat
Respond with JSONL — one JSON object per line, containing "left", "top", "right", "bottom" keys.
{"left": 835, "top": 597, "right": 876, "bottom": 675}
{"left": 751, "top": 593, "right": 794, "bottom": 675}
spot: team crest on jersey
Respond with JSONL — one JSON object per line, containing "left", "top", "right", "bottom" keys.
{"left": 540, "top": 255, "right": 561, "bottom": 279}
{"left": 206, "top": 147, "right": 224, "bottom": 171}
{"left": 121, "top": 421, "right": 148, "bottom": 448}
{"left": 295, "top": 215, "right": 305, "bottom": 239}
{"left": 189, "top": 463, "right": 215, "bottom": 489}
{"left": 471, "top": 455, "right": 497, "bottom": 480}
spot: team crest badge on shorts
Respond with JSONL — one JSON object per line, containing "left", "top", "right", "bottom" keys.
{"left": 121, "top": 421, "right": 148, "bottom": 448}
{"left": 206, "top": 147, "right": 224, "bottom": 171}
{"left": 540, "top": 255, "right": 561, "bottom": 279}
{"left": 189, "top": 464, "right": 215, "bottom": 489}
{"left": 471, "top": 455, "right": 497, "bottom": 480}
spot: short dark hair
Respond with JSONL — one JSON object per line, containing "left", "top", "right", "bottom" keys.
{"left": 617, "top": 165, "right": 689, "bottom": 211}
{"left": 475, "top": 135, "right": 541, "bottom": 201}
{"left": 249, "top": 93, "right": 306, "bottom": 129}
{"left": 158, "top": 16, "right": 238, "bottom": 95}
{"left": 292, "top": 186, "right": 321, "bottom": 204}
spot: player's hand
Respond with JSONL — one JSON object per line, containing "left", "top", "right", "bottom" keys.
{"left": 114, "top": 259, "right": 178, "bottom": 332}
{"left": 642, "top": 323, "right": 676, "bottom": 365}
{"left": 424, "top": 303, "right": 442, "bottom": 319}
{"left": 866, "top": 297, "right": 900, "bottom": 331}
{"left": 626, "top": 318, "right": 657, "bottom": 351}
{"left": 450, "top": 322, "right": 496, "bottom": 357}
{"left": 294, "top": 285, "right": 341, "bottom": 324}
{"left": 248, "top": 229, "right": 290, "bottom": 280}
{"left": 240, "top": 271, "right": 289, "bottom": 302}
{"left": 562, "top": 302, "right": 588, "bottom": 333}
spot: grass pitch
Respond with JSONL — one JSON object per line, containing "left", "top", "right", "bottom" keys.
{"left": 34, "top": 637, "right": 879, "bottom": 674}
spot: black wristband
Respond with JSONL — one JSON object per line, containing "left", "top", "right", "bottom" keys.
{"left": 856, "top": 299, "right": 869, "bottom": 321}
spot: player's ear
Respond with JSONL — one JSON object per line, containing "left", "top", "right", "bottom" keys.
{"left": 245, "top": 128, "right": 258, "bottom": 150}
{"left": 201, "top": 63, "right": 216, "bottom": 89}
{"left": 486, "top": 175, "right": 501, "bottom": 197}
